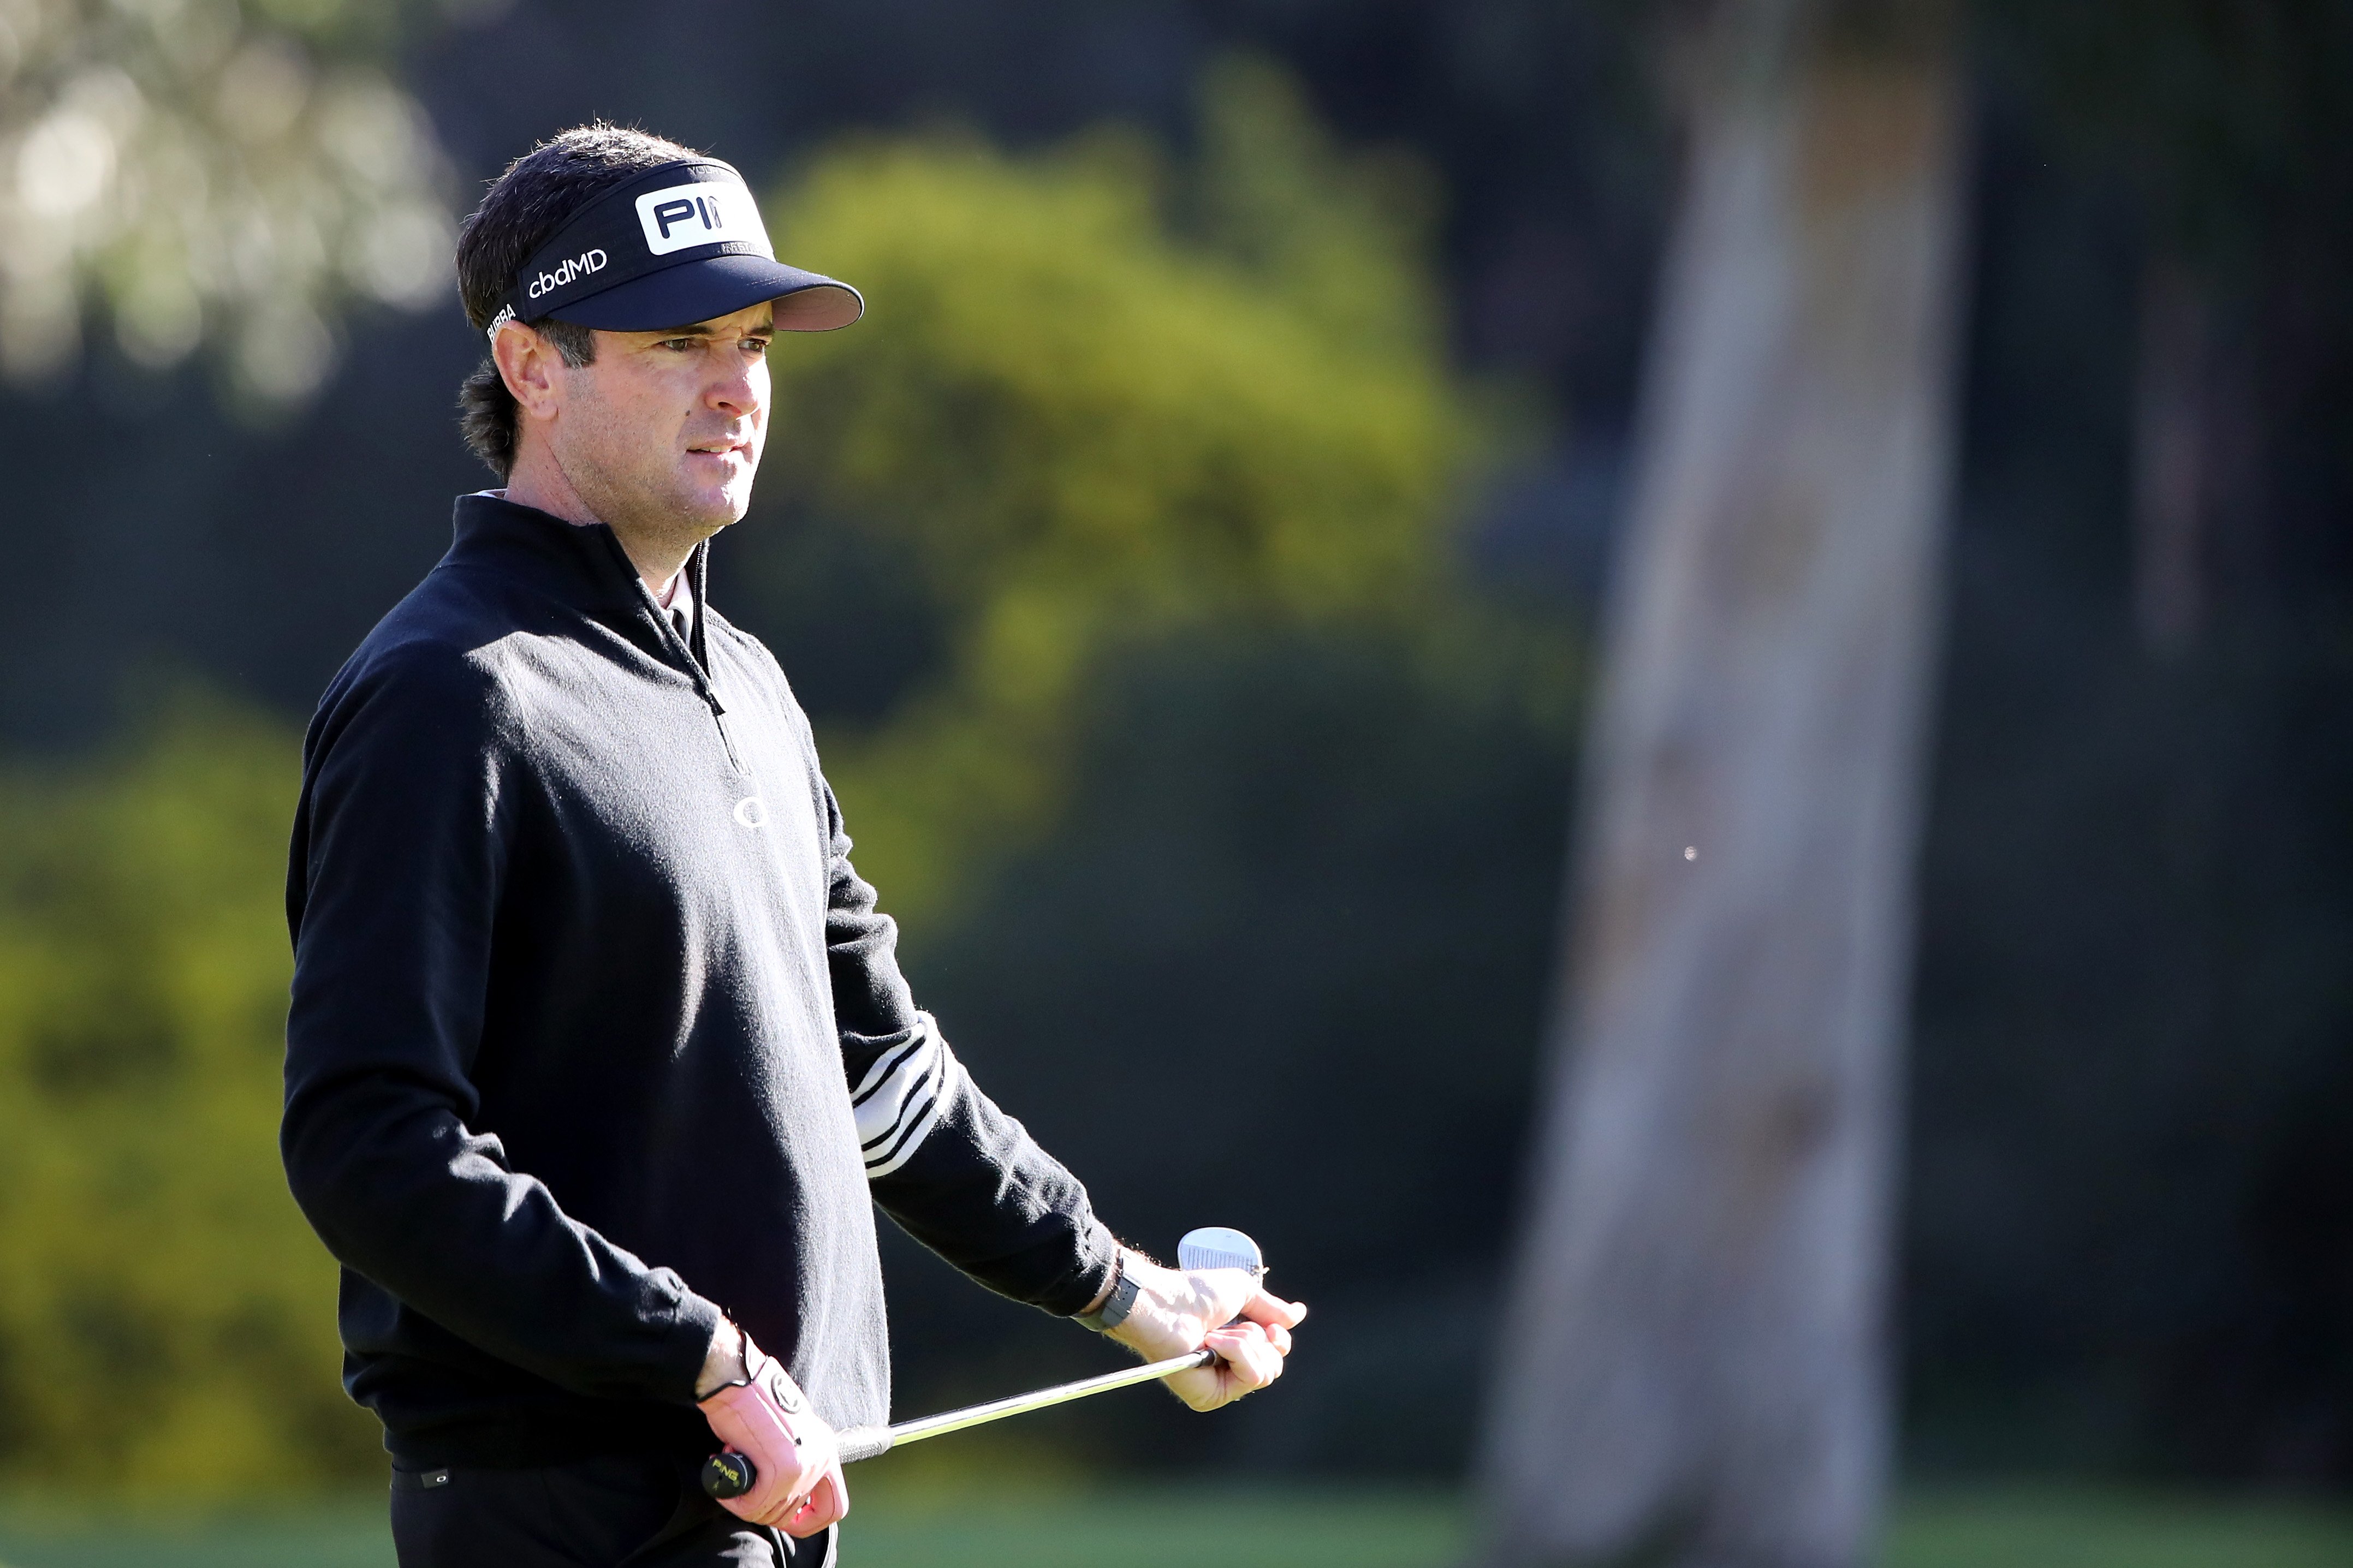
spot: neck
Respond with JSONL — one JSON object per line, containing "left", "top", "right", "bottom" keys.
{"left": 504, "top": 437, "right": 696, "bottom": 596}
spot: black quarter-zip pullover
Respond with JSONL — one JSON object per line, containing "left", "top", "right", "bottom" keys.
{"left": 282, "top": 494, "right": 1118, "bottom": 1469}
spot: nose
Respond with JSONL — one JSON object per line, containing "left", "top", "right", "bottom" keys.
{"left": 707, "top": 353, "right": 764, "bottom": 423}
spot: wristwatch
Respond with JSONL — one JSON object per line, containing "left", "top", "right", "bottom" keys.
{"left": 1074, "top": 1255, "right": 1140, "bottom": 1333}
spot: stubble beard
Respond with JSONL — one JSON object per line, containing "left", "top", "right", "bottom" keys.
{"left": 557, "top": 397, "right": 759, "bottom": 569}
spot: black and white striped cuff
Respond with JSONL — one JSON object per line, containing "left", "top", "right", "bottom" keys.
{"left": 851, "top": 1012, "right": 959, "bottom": 1181}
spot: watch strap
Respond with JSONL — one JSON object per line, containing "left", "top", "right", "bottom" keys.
{"left": 1075, "top": 1261, "right": 1140, "bottom": 1332}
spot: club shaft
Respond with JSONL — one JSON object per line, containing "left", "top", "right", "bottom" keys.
{"left": 880, "top": 1346, "right": 1215, "bottom": 1452}
{"left": 709, "top": 1348, "right": 1219, "bottom": 1491}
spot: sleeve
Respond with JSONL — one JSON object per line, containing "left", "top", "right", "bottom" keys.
{"left": 280, "top": 646, "right": 721, "bottom": 1404}
{"left": 819, "top": 782, "right": 1121, "bottom": 1316}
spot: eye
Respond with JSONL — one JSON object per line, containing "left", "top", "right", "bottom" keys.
{"left": 658, "top": 337, "right": 697, "bottom": 353}
{"left": 743, "top": 338, "right": 771, "bottom": 357}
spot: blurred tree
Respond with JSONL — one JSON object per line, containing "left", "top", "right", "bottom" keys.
{"left": 741, "top": 59, "right": 1471, "bottom": 927}
{"left": 1903, "top": 0, "right": 2353, "bottom": 1484}
{"left": 0, "top": 58, "right": 1571, "bottom": 1495}
{"left": 0, "top": 695, "right": 375, "bottom": 1492}
{"left": 1474, "top": 0, "right": 1968, "bottom": 1563}
{"left": 1974, "top": 1, "right": 2347, "bottom": 658}
{"left": 714, "top": 65, "right": 1582, "bottom": 1469}
{"left": 897, "top": 618, "right": 1575, "bottom": 1470}
{"left": 0, "top": 0, "right": 454, "bottom": 402}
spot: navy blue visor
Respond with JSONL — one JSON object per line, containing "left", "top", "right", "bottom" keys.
{"left": 487, "top": 158, "right": 861, "bottom": 343}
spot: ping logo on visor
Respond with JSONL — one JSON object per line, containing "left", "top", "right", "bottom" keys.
{"left": 490, "top": 156, "right": 861, "bottom": 339}
{"left": 635, "top": 179, "right": 771, "bottom": 258}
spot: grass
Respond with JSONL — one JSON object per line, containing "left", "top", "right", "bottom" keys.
{"left": 1886, "top": 1487, "right": 2353, "bottom": 1568}
{"left": 0, "top": 1482, "right": 2349, "bottom": 1566}
{"left": 0, "top": 1501, "right": 391, "bottom": 1568}
{"left": 849, "top": 1485, "right": 1463, "bottom": 1567}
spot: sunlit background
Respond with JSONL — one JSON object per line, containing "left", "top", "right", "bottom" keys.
{"left": 2, "top": 2, "right": 2350, "bottom": 1565}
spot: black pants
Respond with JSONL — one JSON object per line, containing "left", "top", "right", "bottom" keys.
{"left": 390, "top": 1453, "right": 835, "bottom": 1568}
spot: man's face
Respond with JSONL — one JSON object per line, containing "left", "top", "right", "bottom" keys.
{"left": 545, "top": 301, "right": 775, "bottom": 541}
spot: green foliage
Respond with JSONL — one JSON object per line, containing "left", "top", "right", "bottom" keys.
{"left": 755, "top": 61, "right": 1478, "bottom": 925}
{"left": 0, "top": 0, "right": 453, "bottom": 398}
{"left": 1189, "top": 56, "right": 1443, "bottom": 362}
{"left": 727, "top": 72, "right": 1577, "bottom": 1466}
{"left": 0, "top": 62, "right": 1561, "bottom": 1500}
{"left": 0, "top": 699, "right": 376, "bottom": 1494}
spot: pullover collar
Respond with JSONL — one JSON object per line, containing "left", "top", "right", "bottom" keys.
{"left": 448, "top": 491, "right": 715, "bottom": 682}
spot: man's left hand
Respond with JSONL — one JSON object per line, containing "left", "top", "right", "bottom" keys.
{"left": 697, "top": 1329, "right": 849, "bottom": 1537}
{"left": 1104, "top": 1254, "right": 1307, "bottom": 1411}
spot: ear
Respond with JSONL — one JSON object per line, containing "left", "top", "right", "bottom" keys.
{"left": 492, "top": 321, "right": 566, "bottom": 426}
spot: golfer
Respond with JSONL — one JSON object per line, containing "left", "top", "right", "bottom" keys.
{"left": 281, "top": 124, "right": 1306, "bottom": 1568}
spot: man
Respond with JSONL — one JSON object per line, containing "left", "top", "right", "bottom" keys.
{"left": 282, "top": 124, "right": 1305, "bottom": 1568}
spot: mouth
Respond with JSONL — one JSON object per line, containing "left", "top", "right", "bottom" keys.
{"left": 686, "top": 440, "right": 750, "bottom": 461}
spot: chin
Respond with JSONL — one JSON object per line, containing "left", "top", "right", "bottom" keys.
{"left": 686, "top": 466, "right": 757, "bottom": 514}
{"left": 666, "top": 479, "right": 753, "bottom": 530}
{"left": 711, "top": 483, "right": 756, "bottom": 526}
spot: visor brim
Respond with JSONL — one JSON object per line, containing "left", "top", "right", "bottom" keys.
{"left": 545, "top": 254, "right": 863, "bottom": 333}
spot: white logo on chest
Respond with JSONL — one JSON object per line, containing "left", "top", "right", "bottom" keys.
{"left": 734, "top": 795, "right": 768, "bottom": 830}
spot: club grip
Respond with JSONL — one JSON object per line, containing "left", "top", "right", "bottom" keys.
{"left": 702, "top": 1448, "right": 756, "bottom": 1500}
{"left": 700, "top": 1423, "right": 898, "bottom": 1500}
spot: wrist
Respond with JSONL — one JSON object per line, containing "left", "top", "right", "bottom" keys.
{"left": 1074, "top": 1249, "right": 1142, "bottom": 1332}
{"left": 696, "top": 1317, "right": 750, "bottom": 1401}
{"left": 1076, "top": 1250, "right": 1118, "bottom": 1319}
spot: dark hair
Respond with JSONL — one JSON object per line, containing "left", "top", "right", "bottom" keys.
{"left": 454, "top": 123, "right": 701, "bottom": 476}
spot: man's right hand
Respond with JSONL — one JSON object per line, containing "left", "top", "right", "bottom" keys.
{"left": 1104, "top": 1254, "right": 1306, "bottom": 1412}
{"left": 696, "top": 1325, "right": 848, "bottom": 1537}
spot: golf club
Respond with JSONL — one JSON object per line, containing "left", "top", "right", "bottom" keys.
{"left": 702, "top": 1226, "right": 1265, "bottom": 1500}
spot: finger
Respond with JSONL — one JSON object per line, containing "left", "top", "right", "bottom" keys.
{"left": 738, "top": 1471, "right": 800, "bottom": 1528}
{"left": 1205, "top": 1322, "right": 1281, "bottom": 1390}
{"left": 785, "top": 1467, "right": 847, "bottom": 1538}
{"left": 753, "top": 1458, "right": 824, "bottom": 1530}
{"left": 1168, "top": 1318, "right": 1281, "bottom": 1409}
{"left": 1214, "top": 1326, "right": 1270, "bottom": 1382}
{"left": 1261, "top": 1320, "right": 1294, "bottom": 1357}
{"left": 1160, "top": 1360, "right": 1228, "bottom": 1411}
{"left": 1205, "top": 1318, "right": 1265, "bottom": 1350}
{"left": 1229, "top": 1322, "right": 1286, "bottom": 1384}
{"left": 1237, "top": 1286, "right": 1307, "bottom": 1330}
{"left": 752, "top": 1480, "right": 805, "bottom": 1530}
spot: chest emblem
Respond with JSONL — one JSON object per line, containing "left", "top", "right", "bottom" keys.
{"left": 734, "top": 795, "right": 768, "bottom": 830}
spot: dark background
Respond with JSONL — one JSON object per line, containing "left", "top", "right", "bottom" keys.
{"left": 4, "top": 0, "right": 2349, "bottom": 1488}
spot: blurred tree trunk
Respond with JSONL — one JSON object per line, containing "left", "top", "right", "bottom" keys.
{"left": 2131, "top": 255, "right": 2264, "bottom": 658}
{"left": 1472, "top": 3, "right": 1967, "bottom": 1565}
{"left": 2133, "top": 259, "right": 2212, "bottom": 654}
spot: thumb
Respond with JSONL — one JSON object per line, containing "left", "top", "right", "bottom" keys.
{"left": 1238, "top": 1281, "right": 1306, "bottom": 1330}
